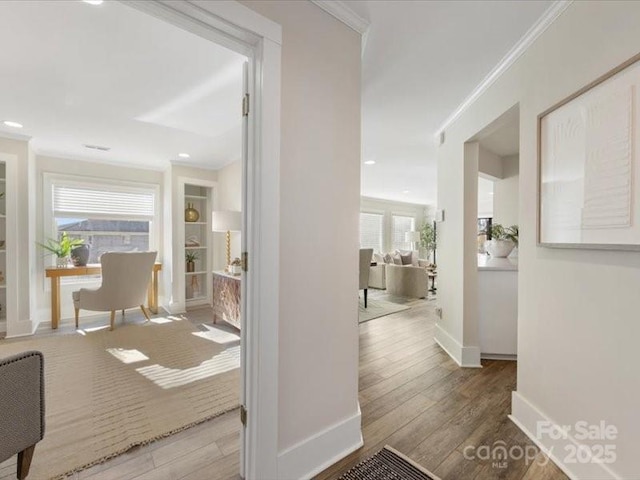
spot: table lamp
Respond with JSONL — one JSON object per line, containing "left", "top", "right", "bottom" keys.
{"left": 212, "top": 211, "right": 241, "bottom": 270}
{"left": 405, "top": 230, "right": 421, "bottom": 250}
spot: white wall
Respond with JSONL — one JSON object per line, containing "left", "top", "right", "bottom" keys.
{"left": 437, "top": 2, "right": 640, "bottom": 477}
{"left": 492, "top": 155, "right": 518, "bottom": 227}
{"left": 360, "top": 196, "right": 432, "bottom": 254}
{"left": 240, "top": 1, "right": 362, "bottom": 477}
{"left": 0, "top": 136, "right": 36, "bottom": 337}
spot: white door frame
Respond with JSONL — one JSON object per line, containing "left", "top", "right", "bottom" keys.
{"left": 125, "top": 1, "right": 282, "bottom": 477}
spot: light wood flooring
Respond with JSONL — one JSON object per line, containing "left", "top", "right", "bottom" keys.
{"left": 0, "top": 294, "right": 569, "bottom": 480}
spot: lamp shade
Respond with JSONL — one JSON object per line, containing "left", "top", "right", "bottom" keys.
{"left": 212, "top": 211, "right": 241, "bottom": 232}
{"left": 405, "top": 230, "right": 421, "bottom": 242}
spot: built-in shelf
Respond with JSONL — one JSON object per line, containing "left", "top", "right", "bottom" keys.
{"left": 185, "top": 194, "right": 207, "bottom": 200}
{"left": 0, "top": 214, "right": 5, "bottom": 219}
{"left": 185, "top": 221, "right": 207, "bottom": 225}
{"left": 0, "top": 285, "right": 6, "bottom": 289}
{"left": 186, "top": 295, "right": 208, "bottom": 303}
{"left": 185, "top": 246, "right": 207, "bottom": 250}
{"left": 0, "top": 250, "right": 5, "bottom": 253}
{"left": 0, "top": 179, "right": 5, "bottom": 183}
{"left": 185, "top": 271, "right": 208, "bottom": 276}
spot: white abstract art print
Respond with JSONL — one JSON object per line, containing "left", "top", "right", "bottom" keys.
{"left": 539, "top": 54, "right": 640, "bottom": 249}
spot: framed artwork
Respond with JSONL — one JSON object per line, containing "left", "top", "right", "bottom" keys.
{"left": 538, "top": 52, "right": 640, "bottom": 250}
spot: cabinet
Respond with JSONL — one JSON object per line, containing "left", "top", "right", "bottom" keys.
{"left": 183, "top": 184, "right": 213, "bottom": 308}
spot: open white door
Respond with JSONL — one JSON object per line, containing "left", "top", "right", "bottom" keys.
{"left": 239, "top": 60, "right": 249, "bottom": 479}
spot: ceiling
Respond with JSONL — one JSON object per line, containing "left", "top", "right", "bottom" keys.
{"left": 348, "top": 0, "right": 554, "bottom": 205}
{"left": 0, "top": 1, "right": 245, "bottom": 171}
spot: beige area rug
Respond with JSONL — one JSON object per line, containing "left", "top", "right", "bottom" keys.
{"left": 359, "top": 298, "right": 410, "bottom": 323}
{"left": 0, "top": 319, "right": 240, "bottom": 479}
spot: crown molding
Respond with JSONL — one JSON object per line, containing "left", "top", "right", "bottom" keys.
{"left": 434, "top": 0, "right": 573, "bottom": 138}
{"left": 0, "top": 131, "right": 32, "bottom": 142}
{"left": 311, "top": 1, "right": 370, "bottom": 35}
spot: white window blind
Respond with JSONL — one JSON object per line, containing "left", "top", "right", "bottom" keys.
{"left": 392, "top": 215, "right": 415, "bottom": 251}
{"left": 53, "top": 184, "right": 155, "bottom": 220}
{"left": 360, "top": 213, "right": 383, "bottom": 252}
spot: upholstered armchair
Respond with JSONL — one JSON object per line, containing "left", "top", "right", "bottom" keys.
{"left": 0, "top": 351, "right": 45, "bottom": 479}
{"left": 359, "top": 248, "right": 374, "bottom": 308}
{"left": 73, "top": 251, "right": 158, "bottom": 330}
{"left": 386, "top": 264, "right": 428, "bottom": 298}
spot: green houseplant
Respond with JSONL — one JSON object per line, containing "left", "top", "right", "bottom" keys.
{"left": 420, "top": 221, "right": 437, "bottom": 263}
{"left": 185, "top": 251, "right": 199, "bottom": 273}
{"left": 486, "top": 224, "right": 518, "bottom": 258}
{"left": 38, "top": 232, "right": 84, "bottom": 268}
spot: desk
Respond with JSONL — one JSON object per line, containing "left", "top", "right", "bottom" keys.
{"left": 45, "top": 263, "right": 162, "bottom": 329}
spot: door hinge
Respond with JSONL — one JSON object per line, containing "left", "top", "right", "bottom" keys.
{"left": 240, "top": 405, "right": 247, "bottom": 427}
{"left": 241, "top": 251, "right": 248, "bottom": 272}
{"left": 242, "top": 93, "right": 250, "bottom": 117}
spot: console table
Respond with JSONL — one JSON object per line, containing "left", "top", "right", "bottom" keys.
{"left": 213, "top": 271, "right": 241, "bottom": 329}
{"left": 45, "top": 263, "right": 162, "bottom": 329}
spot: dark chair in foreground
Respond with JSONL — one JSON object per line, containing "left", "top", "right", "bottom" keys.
{"left": 0, "top": 351, "right": 45, "bottom": 479}
{"left": 359, "top": 248, "right": 374, "bottom": 308}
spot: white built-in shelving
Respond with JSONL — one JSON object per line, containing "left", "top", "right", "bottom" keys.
{"left": 184, "top": 184, "right": 213, "bottom": 308}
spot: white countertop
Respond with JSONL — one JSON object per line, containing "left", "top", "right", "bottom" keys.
{"left": 477, "top": 254, "right": 518, "bottom": 271}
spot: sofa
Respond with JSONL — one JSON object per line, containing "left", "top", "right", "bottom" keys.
{"left": 369, "top": 250, "right": 429, "bottom": 298}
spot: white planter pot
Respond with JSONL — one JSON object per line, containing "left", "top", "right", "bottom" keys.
{"left": 485, "top": 240, "right": 515, "bottom": 258}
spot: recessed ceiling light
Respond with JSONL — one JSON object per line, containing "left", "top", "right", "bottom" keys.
{"left": 3, "top": 120, "right": 23, "bottom": 128}
{"left": 402, "top": 190, "right": 410, "bottom": 194}
{"left": 364, "top": 160, "right": 376, "bottom": 165}
{"left": 82, "top": 0, "right": 104, "bottom": 5}
{"left": 178, "top": 153, "right": 190, "bottom": 159}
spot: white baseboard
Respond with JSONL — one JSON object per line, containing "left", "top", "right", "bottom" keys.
{"left": 510, "top": 391, "right": 621, "bottom": 480}
{"left": 5, "top": 319, "right": 38, "bottom": 338}
{"left": 277, "top": 406, "right": 363, "bottom": 479}
{"left": 481, "top": 353, "right": 517, "bottom": 361}
{"left": 434, "top": 323, "right": 482, "bottom": 368}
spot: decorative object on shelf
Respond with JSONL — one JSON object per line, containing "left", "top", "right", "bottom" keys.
{"left": 37, "top": 232, "right": 84, "bottom": 268}
{"left": 485, "top": 224, "right": 518, "bottom": 258}
{"left": 185, "top": 235, "right": 200, "bottom": 247}
{"left": 185, "top": 251, "right": 199, "bottom": 273}
{"left": 190, "top": 275, "right": 201, "bottom": 298}
{"left": 212, "top": 210, "right": 241, "bottom": 270}
{"left": 70, "top": 244, "right": 90, "bottom": 267}
{"left": 230, "top": 257, "right": 242, "bottom": 275}
{"left": 185, "top": 203, "right": 200, "bottom": 222}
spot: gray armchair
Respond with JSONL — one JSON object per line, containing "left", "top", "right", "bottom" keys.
{"left": 0, "top": 351, "right": 45, "bottom": 479}
{"left": 386, "top": 264, "right": 428, "bottom": 299}
{"left": 73, "top": 251, "right": 157, "bottom": 330}
{"left": 359, "top": 249, "right": 373, "bottom": 308}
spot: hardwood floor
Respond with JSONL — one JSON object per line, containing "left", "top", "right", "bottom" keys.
{"left": 1, "top": 294, "right": 568, "bottom": 479}
{"left": 316, "top": 291, "right": 568, "bottom": 480}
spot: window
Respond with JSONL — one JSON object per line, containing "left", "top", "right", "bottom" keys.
{"left": 392, "top": 215, "right": 415, "bottom": 251}
{"left": 360, "top": 212, "right": 383, "bottom": 252}
{"left": 48, "top": 176, "right": 158, "bottom": 264}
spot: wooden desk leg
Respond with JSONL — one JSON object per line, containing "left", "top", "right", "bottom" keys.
{"left": 51, "top": 277, "right": 61, "bottom": 329}
{"left": 147, "top": 270, "right": 159, "bottom": 315}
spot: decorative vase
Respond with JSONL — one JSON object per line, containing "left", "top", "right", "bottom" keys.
{"left": 56, "top": 256, "right": 70, "bottom": 268}
{"left": 185, "top": 203, "right": 200, "bottom": 222}
{"left": 230, "top": 265, "right": 242, "bottom": 275}
{"left": 485, "top": 239, "right": 515, "bottom": 258}
{"left": 186, "top": 261, "right": 195, "bottom": 273}
{"left": 71, "top": 244, "right": 90, "bottom": 267}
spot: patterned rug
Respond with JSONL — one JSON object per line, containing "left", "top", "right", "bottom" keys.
{"left": 0, "top": 318, "right": 240, "bottom": 479}
{"left": 339, "top": 446, "right": 440, "bottom": 479}
{"left": 359, "top": 299, "right": 410, "bottom": 323}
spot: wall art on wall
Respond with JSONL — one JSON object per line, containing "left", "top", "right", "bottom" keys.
{"left": 538, "top": 52, "right": 640, "bottom": 250}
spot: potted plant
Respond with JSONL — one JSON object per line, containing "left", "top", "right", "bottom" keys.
{"left": 485, "top": 224, "right": 518, "bottom": 258}
{"left": 38, "top": 232, "right": 85, "bottom": 268}
{"left": 185, "top": 251, "right": 199, "bottom": 272}
{"left": 230, "top": 257, "right": 242, "bottom": 275}
{"left": 420, "top": 221, "right": 437, "bottom": 264}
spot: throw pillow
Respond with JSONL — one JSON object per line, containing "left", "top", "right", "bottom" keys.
{"left": 373, "top": 253, "right": 385, "bottom": 264}
{"left": 392, "top": 253, "right": 403, "bottom": 265}
{"left": 383, "top": 253, "right": 393, "bottom": 264}
{"left": 400, "top": 251, "right": 413, "bottom": 265}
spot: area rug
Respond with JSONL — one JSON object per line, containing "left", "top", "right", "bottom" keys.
{"left": 0, "top": 319, "right": 240, "bottom": 479}
{"left": 359, "top": 299, "right": 410, "bottom": 323}
{"left": 339, "top": 446, "right": 441, "bottom": 479}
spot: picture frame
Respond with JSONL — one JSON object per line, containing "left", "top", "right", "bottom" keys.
{"left": 537, "top": 51, "right": 640, "bottom": 250}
